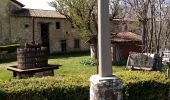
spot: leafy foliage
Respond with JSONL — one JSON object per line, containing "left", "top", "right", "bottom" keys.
{"left": 116, "top": 71, "right": 170, "bottom": 100}
{"left": 0, "top": 76, "right": 89, "bottom": 100}
{"left": 80, "top": 58, "right": 97, "bottom": 66}
{"left": 50, "top": 0, "right": 122, "bottom": 37}
{"left": 112, "top": 60, "right": 126, "bottom": 66}
{"left": 50, "top": 0, "right": 97, "bottom": 37}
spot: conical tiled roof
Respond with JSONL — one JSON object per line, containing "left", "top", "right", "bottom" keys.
{"left": 111, "top": 32, "right": 142, "bottom": 43}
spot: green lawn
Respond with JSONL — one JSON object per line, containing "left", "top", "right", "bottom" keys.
{"left": 0, "top": 52, "right": 125, "bottom": 81}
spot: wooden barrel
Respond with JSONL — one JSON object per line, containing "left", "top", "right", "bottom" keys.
{"left": 42, "top": 47, "right": 48, "bottom": 66}
{"left": 17, "top": 48, "right": 36, "bottom": 69}
{"left": 36, "top": 47, "right": 48, "bottom": 67}
{"left": 17, "top": 45, "right": 48, "bottom": 69}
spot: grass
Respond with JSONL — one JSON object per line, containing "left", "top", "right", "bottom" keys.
{"left": 0, "top": 53, "right": 169, "bottom": 100}
{"left": 0, "top": 61, "right": 16, "bottom": 80}
{"left": 0, "top": 52, "right": 125, "bottom": 81}
{"left": 49, "top": 52, "right": 97, "bottom": 76}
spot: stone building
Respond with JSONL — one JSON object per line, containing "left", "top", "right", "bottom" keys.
{"left": 89, "top": 18, "right": 142, "bottom": 60}
{"left": 111, "top": 32, "right": 142, "bottom": 62}
{"left": 110, "top": 18, "right": 141, "bottom": 35}
{"left": 0, "top": 0, "right": 89, "bottom": 53}
{"left": 109, "top": 18, "right": 142, "bottom": 62}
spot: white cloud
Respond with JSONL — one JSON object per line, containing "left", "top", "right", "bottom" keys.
{"left": 18, "top": 0, "right": 55, "bottom": 10}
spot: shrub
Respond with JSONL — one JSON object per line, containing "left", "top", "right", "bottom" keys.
{"left": 112, "top": 60, "right": 126, "bottom": 66}
{"left": 80, "top": 58, "right": 97, "bottom": 66}
{"left": 0, "top": 75, "right": 89, "bottom": 100}
{"left": 0, "top": 71, "right": 169, "bottom": 100}
{"left": 0, "top": 44, "right": 20, "bottom": 53}
{"left": 116, "top": 71, "right": 170, "bottom": 100}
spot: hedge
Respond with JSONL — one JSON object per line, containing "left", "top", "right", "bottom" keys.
{"left": 0, "top": 75, "right": 90, "bottom": 100}
{"left": 0, "top": 72, "right": 169, "bottom": 100}
{"left": 0, "top": 44, "right": 20, "bottom": 53}
{"left": 116, "top": 71, "right": 170, "bottom": 100}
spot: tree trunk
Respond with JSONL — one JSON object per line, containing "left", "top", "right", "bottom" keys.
{"left": 90, "top": 41, "right": 98, "bottom": 74}
{"left": 90, "top": 43, "right": 98, "bottom": 59}
{"left": 142, "top": 20, "right": 147, "bottom": 53}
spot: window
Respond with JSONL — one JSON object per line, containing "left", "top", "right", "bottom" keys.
{"left": 56, "top": 22, "right": 60, "bottom": 29}
{"left": 74, "top": 39, "right": 80, "bottom": 49}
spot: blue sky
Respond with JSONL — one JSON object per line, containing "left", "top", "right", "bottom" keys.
{"left": 18, "top": 0, "right": 55, "bottom": 10}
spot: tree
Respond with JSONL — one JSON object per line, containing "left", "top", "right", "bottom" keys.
{"left": 50, "top": 0, "right": 121, "bottom": 73}
{"left": 50, "top": 0, "right": 97, "bottom": 37}
{"left": 122, "top": 0, "right": 170, "bottom": 52}
{"left": 50, "top": 0, "right": 98, "bottom": 59}
{"left": 50, "top": 0, "right": 121, "bottom": 58}
{"left": 122, "top": 0, "right": 170, "bottom": 70}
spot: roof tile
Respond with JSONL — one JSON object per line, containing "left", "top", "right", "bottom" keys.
{"left": 111, "top": 32, "right": 142, "bottom": 43}
{"left": 12, "top": 8, "right": 65, "bottom": 18}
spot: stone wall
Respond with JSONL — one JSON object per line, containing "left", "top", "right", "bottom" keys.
{"left": 126, "top": 21, "right": 141, "bottom": 35}
{"left": 0, "top": 0, "right": 89, "bottom": 53}
{"left": 0, "top": 0, "right": 22, "bottom": 44}
{"left": 110, "top": 19, "right": 141, "bottom": 35}
{"left": 0, "top": 0, "right": 11, "bottom": 43}
{"left": 10, "top": 17, "right": 89, "bottom": 53}
{"left": 110, "top": 19, "right": 126, "bottom": 33}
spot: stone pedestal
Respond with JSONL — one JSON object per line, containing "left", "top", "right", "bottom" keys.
{"left": 90, "top": 75, "right": 123, "bottom": 100}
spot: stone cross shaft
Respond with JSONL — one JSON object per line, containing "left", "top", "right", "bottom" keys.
{"left": 90, "top": 1, "right": 123, "bottom": 100}
{"left": 98, "top": 0, "right": 112, "bottom": 77}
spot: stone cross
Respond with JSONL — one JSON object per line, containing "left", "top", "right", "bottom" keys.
{"left": 90, "top": 0, "right": 123, "bottom": 100}
{"left": 98, "top": 0, "right": 112, "bottom": 77}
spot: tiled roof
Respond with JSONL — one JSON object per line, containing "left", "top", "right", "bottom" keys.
{"left": 111, "top": 32, "right": 142, "bottom": 43}
{"left": 11, "top": 0, "right": 25, "bottom": 7}
{"left": 11, "top": 8, "right": 66, "bottom": 18}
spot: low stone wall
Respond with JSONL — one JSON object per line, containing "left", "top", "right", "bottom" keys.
{"left": 0, "top": 52, "right": 16, "bottom": 60}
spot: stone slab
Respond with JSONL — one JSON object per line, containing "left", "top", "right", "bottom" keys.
{"left": 7, "top": 64, "right": 61, "bottom": 79}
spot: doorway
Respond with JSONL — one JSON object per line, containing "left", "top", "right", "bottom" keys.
{"left": 41, "top": 23, "right": 50, "bottom": 53}
{"left": 61, "top": 40, "right": 67, "bottom": 52}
